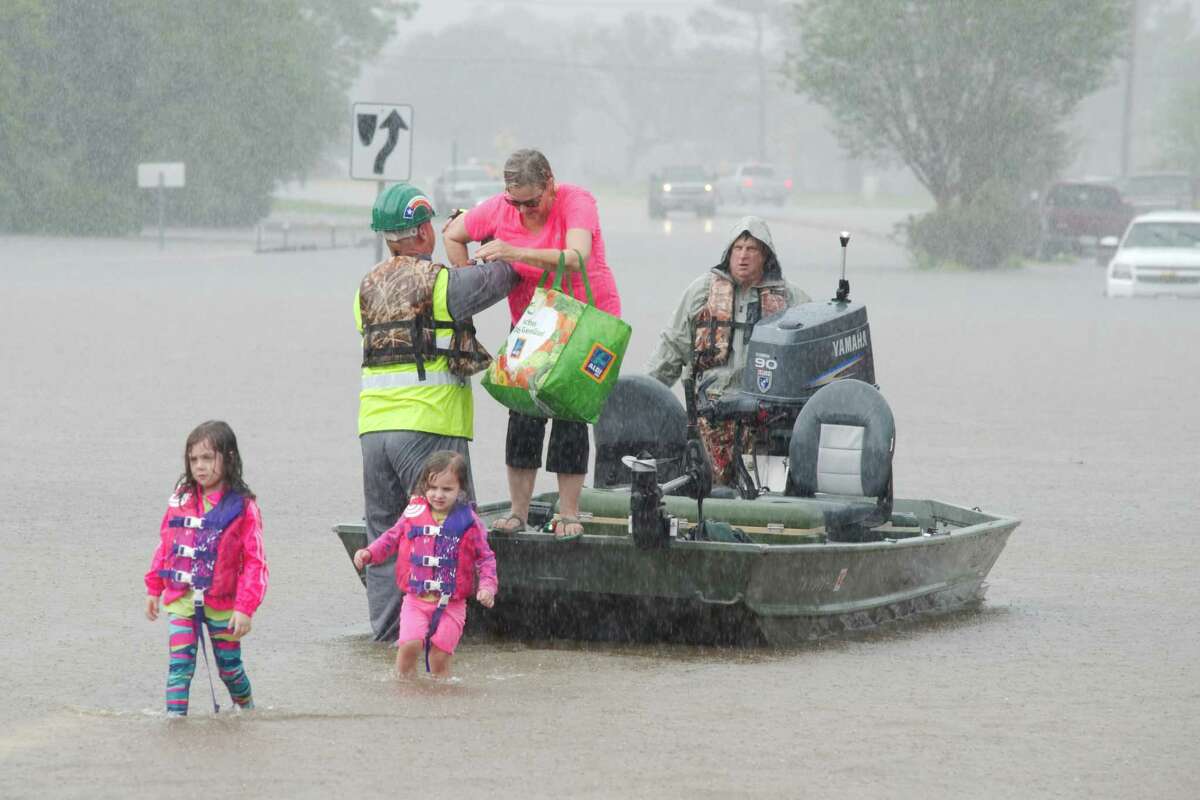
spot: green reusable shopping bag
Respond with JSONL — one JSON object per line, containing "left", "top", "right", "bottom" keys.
{"left": 482, "top": 250, "right": 631, "bottom": 424}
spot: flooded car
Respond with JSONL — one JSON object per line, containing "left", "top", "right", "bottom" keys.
{"left": 431, "top": 164, "right": 503, "bottom": 212}
{"left": 1036, "top": 180, "right": 1135, "bottom": 259}
{"left": 1115, "top": 172, "right": 1198, "bottom": 213}
{"left": 716, "top": 163, "right": 793, "bottom": 206}
{"left": 1105, "top": 211, "right": 1200, "bottom": 298}
{"left": 647, "top": 165, "right": 717, "bottom": 218}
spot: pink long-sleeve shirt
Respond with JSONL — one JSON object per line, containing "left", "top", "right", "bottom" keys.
{"left": 144, "top": 488, "right": 269, "bottom": 617}
{"left": 463, "top": 183, "right": 621, "bottom": 325}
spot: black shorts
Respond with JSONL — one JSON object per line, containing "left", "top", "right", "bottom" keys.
{"left": 505, "top": 410, "right": 589, "bottom": 474}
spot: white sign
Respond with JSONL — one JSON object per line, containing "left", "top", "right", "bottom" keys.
{"left": 137, "top": 162, "right": 185, "bottom": 188}
{"left": 351, "top": 103, "right": 413, "bottom": 181}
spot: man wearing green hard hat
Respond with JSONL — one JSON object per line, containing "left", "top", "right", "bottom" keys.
{"left": 355, "top": 182, "right": 518, "bottom": 641}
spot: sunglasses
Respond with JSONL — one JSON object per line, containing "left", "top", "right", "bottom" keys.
{"left": 505, "top": 190, "right": 544, "bottom": 209}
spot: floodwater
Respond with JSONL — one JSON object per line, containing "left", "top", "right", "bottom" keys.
{"left": 1, "top": 200, "right": 1197, "bottom": 799}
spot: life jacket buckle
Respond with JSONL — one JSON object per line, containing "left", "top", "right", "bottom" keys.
{"left": 422, "top": 579, "right": 443, "bottom": 592}
{"left": 182, "top": 516, "right": 205, "bottom": 529}
{"left": 174, "top": 544, "right": 197, "bottom": 559}
{"left": 171, "top": 569, "right": 194, "bottom": 585}
{"left": 420, "top": 555, "right": 441, "bottom": 567}
{"left": 421, "top": 525, "right": 440, "bottom": 536}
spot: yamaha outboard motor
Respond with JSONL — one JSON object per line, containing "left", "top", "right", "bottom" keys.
{"left": 594, "top": 375, "right": 687, "bottom": 488}
{"left": 711, "top": 232, "right": 876, "bottom": 456}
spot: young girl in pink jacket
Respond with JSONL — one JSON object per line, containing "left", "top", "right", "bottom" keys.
{"left": 354, "top": 450, "right": 497, "bottom": 678}
{"left": 145, "top": 420, "right": 268, "bottom": 716}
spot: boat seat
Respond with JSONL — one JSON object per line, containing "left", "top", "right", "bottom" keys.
{"left": 593, "top": 375, "right": 687, "bottom": 489}
{"left": 788, "top": 379, "right": 895, "bottom": 541}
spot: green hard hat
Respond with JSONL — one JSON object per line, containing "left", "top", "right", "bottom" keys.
{"left": 371, "top": 183, "right": 436, "bottom": 231}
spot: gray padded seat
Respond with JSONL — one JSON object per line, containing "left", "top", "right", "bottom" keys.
{"left": 788, "top": 380, "right": 895, "bottom": 539}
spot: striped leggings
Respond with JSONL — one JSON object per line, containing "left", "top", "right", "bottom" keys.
{"left": 165, "top": 609, "right": 254, "bottom": 715}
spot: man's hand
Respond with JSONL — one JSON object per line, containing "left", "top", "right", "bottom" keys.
{"left": 145, "top": 595, "right": 160, "bottom": 621}
{"left": 476, "top": 588, "right": 495, "bottom": 608}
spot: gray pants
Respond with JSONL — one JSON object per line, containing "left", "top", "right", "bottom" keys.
{"left": 360, "top": 430, "right": 474, "bottom": 641}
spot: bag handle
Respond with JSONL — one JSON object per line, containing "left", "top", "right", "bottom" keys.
{"left": 572, "top": 249, "right": 596, "bottom": 306}
{"left": 541, "top": 250, "right": 596, "bottom": 307}
{"left": 538, "top": 264, "right": 556, "bottom": 290}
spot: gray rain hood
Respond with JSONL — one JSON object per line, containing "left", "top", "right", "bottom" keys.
{"left": 717, "top": 215, "right": 782, "bottom": 280}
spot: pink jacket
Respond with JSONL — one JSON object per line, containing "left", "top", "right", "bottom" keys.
{"left": 366, "top": 497, "right": 498, "bottom": 601}
{"left": 144, "top": 488, "right": 269, "bottom": 617}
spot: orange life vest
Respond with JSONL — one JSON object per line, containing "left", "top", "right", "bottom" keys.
{"left": 693, "top": 272, "right": 789, "bottom": 373}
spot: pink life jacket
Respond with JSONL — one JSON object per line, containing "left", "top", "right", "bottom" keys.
{"left": 158, "top": 490, "right": 245, "bottom": 605}
{"left": 398, "top": 499, "right": 478, "bottom": 602}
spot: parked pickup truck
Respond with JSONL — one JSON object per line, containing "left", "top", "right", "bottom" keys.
{"left": 1036, "top": 180, "right": 1135, "bottom": 259}
{"left": 647, "top": 165, "right": 717, "bottom": 218}
{"left": 716, "top": 163, "right": 793, "bottom": 206}
{"left": 1115, "top": 172, "right": 1199, "bottom": 213}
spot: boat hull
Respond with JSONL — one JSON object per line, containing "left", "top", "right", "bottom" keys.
{"left": 333, "top": 497, "right": 1017, "bottom": 646}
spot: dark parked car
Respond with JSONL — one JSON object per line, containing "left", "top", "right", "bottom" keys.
{"left": 648, "top": 165, "right": 717, "bottom": 218}
{"left": 1036, "top": 180, "right": 1135, "bottom": 259}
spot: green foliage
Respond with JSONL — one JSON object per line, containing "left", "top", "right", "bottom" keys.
{"left": 1156, "top": 22, "right": 1200, "bottom": 177}
{"left": 0, "top": 0, "right": 410, "bottom": 234}
{"left": 1160, "top": 80, "right": 1200, "bottom": 177}
{"left": 903, "top": 180, "right": 1036, "bottom": 270}
{"left": 786, "top": 0, "right": 1129, "bottom": 266}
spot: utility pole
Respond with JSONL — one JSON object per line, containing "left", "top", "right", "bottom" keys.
{"left": 755, "top": 6, "right": 766, "bottom": 162}
{"left": 1120, "top": 0, "right": 1139, "bottom": 177}
{"left": 714, "top": 0, "right": 771, "bottom": 161}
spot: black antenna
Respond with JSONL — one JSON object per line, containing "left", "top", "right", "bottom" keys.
{"left": 834, "top": 230, "right": 851, "bottom": 303}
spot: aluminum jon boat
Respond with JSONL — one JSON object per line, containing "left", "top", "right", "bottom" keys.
{"left": 334, "top": 487, "right": 1017, "bottom": 646}
{"left": 335, "top": 238, "right": 1019, "bottom": 645}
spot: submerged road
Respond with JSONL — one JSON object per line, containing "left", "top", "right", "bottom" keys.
{"left": 1, "top": 201, "right": 1197, "bottom": 799}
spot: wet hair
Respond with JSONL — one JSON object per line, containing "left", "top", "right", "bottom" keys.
{"left": 503, "top": 149, "right": 554, "bottom": 192}
{"left": 176, "top": 420, "right": 255, "bottom": 499}
{"left": 415, "top": 450, "right": 471, "bottom": 501}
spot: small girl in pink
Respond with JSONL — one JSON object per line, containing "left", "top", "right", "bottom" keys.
{"left": 145, "top": 420, "right": 267, "bottom": 716}
{"left": 353, "top": 450, "right": 497, "bottom": 678}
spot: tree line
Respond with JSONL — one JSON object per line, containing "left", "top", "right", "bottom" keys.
{"left": 0, "top": 0, "right": 410, "bottom": 234}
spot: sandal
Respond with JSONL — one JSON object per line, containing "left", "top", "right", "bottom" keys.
{"left": 489, "top": 513, "right": 526, "bottom": 534}
{"left": 553, "top": 515, "right": 584, "bottom": 542}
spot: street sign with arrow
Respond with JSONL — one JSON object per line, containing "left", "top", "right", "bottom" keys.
{"left": 350, "top": 103, "right": 413, "bottom": 181}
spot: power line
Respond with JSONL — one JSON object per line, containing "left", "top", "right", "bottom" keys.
{"left": 373, "top": 53, "right": 766, "bottom": 78}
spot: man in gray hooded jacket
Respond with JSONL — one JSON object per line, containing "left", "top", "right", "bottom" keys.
{"left": 646, "top": 216, "right": 810, "bottom": 483}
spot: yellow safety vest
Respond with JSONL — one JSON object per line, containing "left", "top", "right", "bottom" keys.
{"left": 355, "top": 269, "right": 473, "bottom": 438}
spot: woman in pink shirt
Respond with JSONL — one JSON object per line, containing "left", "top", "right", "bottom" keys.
{"left": 444, "top": 149, "right": 621, "bottom": 540}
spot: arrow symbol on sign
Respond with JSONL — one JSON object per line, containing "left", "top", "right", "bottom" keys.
{"left": 373, "top": 109, "right": 408, "bottom": 175}
{"left": 357, "top": 114, "right": 378, "bottom": 146}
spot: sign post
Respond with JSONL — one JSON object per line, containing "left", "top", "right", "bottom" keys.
{"left": 137, "top": 162, "right": 186, "bottom": 250}
{"left": 350, "top": 103, "right": 413, "bottom": 262}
